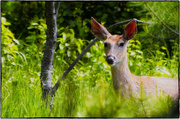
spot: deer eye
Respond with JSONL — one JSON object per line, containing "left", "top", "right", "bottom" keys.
{"left": 118, "top": 42, "right": 124, "bottom": 47}
{"left": 104, "top": 42, "right": 109, "bottom": 48}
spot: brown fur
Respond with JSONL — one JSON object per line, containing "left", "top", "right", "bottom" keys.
{"left": 91, "top": 17, "right": 178, "bottom": 100}
{"left": 105, "top": 35, "right": 178, "bottom": 100}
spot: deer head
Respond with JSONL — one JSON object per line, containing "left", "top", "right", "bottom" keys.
{"left": 91, "top": 17, "right": 137, "bottom": 67}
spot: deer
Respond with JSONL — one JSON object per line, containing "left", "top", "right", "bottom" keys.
{"left": 91, "top": 17, "right": 178, "bottom": 100}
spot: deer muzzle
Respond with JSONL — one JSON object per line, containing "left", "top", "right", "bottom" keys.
{"left": 106, "top": 55, "right": 115, "bottom": 65}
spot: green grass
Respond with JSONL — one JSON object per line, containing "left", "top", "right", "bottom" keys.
{"left": 1, "top": 40, "right": 178, "bottom": 118}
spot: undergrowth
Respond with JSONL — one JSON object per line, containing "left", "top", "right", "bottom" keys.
{"left": 1, "top": 38, "right": 178, "bottom": 118}
{"left": 1, "top": 13, "right": 178, "bottom": 118}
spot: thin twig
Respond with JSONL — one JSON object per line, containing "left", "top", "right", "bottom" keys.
{"left": 108, "top": 19, "right": 149, "bottom": 30}
{"left": 140, "top": 99, "right": 147, "bottom": 117}
{"left": 144, "top": 2, "right": 179, "bottom": 36}
{"left": 149, "top": 34, "right": 178, "bottom": 40}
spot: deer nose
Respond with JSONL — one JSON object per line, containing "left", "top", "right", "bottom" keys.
{"left": 106, "top": 55, "right": 115, "bottom": 65}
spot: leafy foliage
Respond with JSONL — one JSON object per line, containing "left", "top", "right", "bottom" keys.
{"left": 1, "top": 17, "right": 24, "bottom": 67}
{"left": 136, "top": 2, "right": 179, "bottom": 59}
{"left": 56, "top": 27, "right": 87, "bottom": 65}
{"left": 1, "top": 1, "right": 179, "bottom": 118}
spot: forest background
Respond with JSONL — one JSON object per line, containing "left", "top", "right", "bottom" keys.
{"left": 1, "top": 1, "right": 179, "bottom": 118}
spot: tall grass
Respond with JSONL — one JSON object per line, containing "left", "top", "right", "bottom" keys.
{"left": 2, "top": 38, "right": 178, "bottom": 117}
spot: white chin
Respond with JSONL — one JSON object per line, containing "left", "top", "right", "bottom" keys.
{"left": 111, "top": 61, "right": 121, "bottom": 67}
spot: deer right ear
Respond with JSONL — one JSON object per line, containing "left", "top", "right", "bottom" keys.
{"left": 123, "top": 19, "right": 137, "bottom": 40}
{"left": 91, "top": 17, "right": 111, "bottom": 40}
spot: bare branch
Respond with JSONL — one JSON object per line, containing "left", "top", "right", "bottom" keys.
{"left": 144, "top": 2, "right": 179, "bottom": 36}
{"left": 149, "top": 34, "right": 178, "bottom": 40}
{"left": 107, "top": 19, "right": 149, "bottom": 30}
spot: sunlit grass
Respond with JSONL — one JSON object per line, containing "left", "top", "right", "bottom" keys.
{"left": 1, "top": 40, "right": 178, "bottom": 118}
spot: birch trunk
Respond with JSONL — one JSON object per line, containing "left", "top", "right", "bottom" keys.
{"left": 40, "top": 2, "right": 60, "bottom": 106}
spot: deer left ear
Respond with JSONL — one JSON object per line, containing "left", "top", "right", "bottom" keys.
{"left": 91, "top": 17, "right": 111, "bottom": 40}
{"left": 123, "top": 19, "right": 137, "bottom": 40}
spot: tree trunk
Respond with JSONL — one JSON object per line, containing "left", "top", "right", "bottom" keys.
{"left": 40, "top": 2, "right": 60, "bottom": 107}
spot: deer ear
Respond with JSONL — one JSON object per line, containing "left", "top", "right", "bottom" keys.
{"left": 123, "top": 19, "right": 137, "bottom": 40}
{"left": 91, "top": 17, "right": 111, "bottom": 40}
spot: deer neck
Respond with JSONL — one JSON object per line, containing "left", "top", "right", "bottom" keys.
{"left": 111, "top": 55, "right": 137, "bottom": 96}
